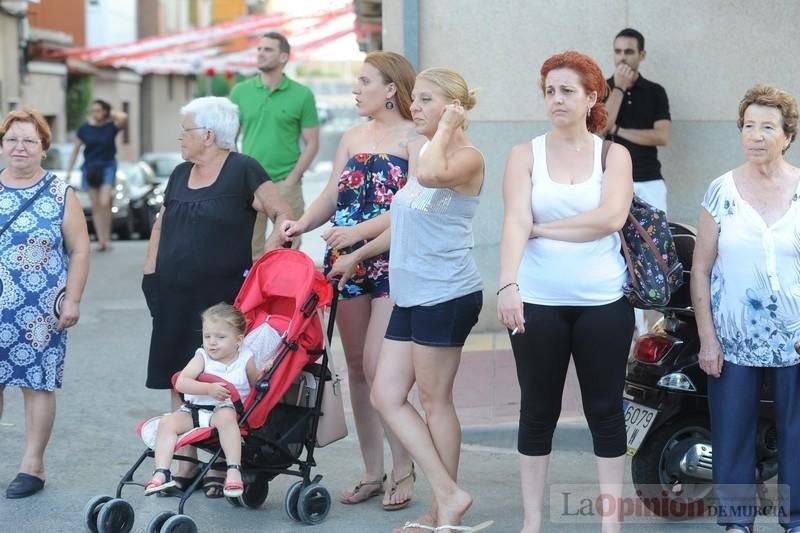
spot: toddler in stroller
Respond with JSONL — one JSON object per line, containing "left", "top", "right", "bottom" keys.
{"left": 144, "top": 303, "right": 259, "bottom": 498}
{"left": 84, "top": 249, "right": 340, "bottom": 533}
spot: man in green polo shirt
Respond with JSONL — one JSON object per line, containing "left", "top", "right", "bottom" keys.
{"left": 230, "top": 31, "right": 319, "bottom": 257}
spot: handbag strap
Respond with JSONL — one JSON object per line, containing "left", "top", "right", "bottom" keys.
{"left": 602, "top": 139, "right": 672, "bottom": 283}
{"left": 317, "top": 308, "right": 338, "bottom": 377}
{"left": 0, "top": 174, "right": 57, "bottom": 239}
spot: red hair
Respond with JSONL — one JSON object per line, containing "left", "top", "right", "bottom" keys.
{"left": 539, "top": 51, "right": 608, "bottom": 133}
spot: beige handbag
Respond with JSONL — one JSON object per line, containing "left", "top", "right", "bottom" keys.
{"left": 315, "top": 309, "right": 348, "bottom": 447}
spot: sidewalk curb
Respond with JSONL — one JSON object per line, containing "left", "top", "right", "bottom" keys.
{"left": 462, "top": 417, "right": 593, "bottom": 452}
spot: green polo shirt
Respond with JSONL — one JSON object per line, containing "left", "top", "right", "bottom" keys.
{"left": 230, "top": 74, "right": 319, "bottom": 181}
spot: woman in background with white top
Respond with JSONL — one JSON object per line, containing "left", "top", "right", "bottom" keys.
{"left": 330, "top": 67, "right": 487, "bottom": 532}
{"left": 497, "top": 51, "right": 633, "bottom": 533}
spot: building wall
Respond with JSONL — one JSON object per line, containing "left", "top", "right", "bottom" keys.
{"left": 137, "top": 0, "right": 160, "bottom": 38}
{"left": 140, "top": 74, "right": 195, "bottom": 153}
{"left": 384, "top": 0, "right": 800, "bottom": 331}
{"left": 92, "top": 69, "right": 142, "bottom": 160}
{"left": 21, "top": 61, "right": 68, "bottom": 142}
{"left": 212, "top": 0, "right": 246, "bottom": 24}
{"left": 86, "top": 0, "right": 137, "bottom": 46}
{"left": 0, "top": 12, "right": 21, "bottom": 113}
{"left": 27, "top": 0, "right": 85, "bottom": 47}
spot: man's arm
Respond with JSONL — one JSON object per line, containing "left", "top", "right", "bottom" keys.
{"left": 599, "top": 64, "right": 636, "bottom": 136}
{"left": 283, "top": 126, "right": 319, "bottom": 186}
{"left": 616, "top": 119, "right": 671, "bottom": 146}
{"left": 600, "top": 87, "right": 625, "bottom": 136}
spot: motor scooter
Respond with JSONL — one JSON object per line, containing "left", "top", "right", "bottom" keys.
{"left": 623, "top": 222, "right": 779, "bottom": 519}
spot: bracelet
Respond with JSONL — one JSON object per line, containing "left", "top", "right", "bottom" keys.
{"left": 613, "top": 86, "right": 625, "bottom": 95}
{"left": 497, "top": 282, "right": 519, "bottom": 296}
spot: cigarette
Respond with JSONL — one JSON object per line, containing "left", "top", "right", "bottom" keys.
{"left": 511, "top": 327, "right": 519, "bottom": 336}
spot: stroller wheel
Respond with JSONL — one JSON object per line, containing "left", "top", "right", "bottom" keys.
{"left": 296, "top": 483, "right": 331, "bottom": 525}
{"left": 225, "top": 495, "right": 242, "bottom": 507}
{"left": 145, "top": 511, "right": 175, "bottom": 533}
{"left": 284, "top": 481, "right": 303, "bottom": 521}
{"left": 96, "top": 498, "right": 135, "bottom": 533}
{"left": 240, "top": 475, "right": 269, "bottom": 509}
{"left": 160, "top": 514, "right": 198, "bottom": 533}
{"left": 83, "top": 495, "right": 113, "bottom": 533}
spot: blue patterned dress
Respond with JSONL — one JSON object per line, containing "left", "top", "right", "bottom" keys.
{"left": 0, "top": 173, "right": 70, "bottom": 391}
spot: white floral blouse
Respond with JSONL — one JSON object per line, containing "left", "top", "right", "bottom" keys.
{"left": 702, "top": 171, "right": 800, "bottom": 367}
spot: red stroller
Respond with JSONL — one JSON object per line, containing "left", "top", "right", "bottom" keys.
{"left": 83, "top": 249, "right": 340, "bottom": 533}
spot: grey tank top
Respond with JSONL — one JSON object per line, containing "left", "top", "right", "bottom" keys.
{"left": 389, "top": 144, "right": 484, "bottom": 307}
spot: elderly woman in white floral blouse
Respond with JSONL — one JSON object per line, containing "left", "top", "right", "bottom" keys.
{"left": 692, "top": 84, "right": 800, "bottom": 533}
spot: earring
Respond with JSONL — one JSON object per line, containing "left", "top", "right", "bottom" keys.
{"left": 588, "top": 107, "right": 592, "bottom": 117}
{"left": 385, "top": 100, "right": 394, "bottom": 110}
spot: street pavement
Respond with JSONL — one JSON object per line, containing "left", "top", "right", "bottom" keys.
{"left": 0, "top": 175, "right": 769, "bottom": 532}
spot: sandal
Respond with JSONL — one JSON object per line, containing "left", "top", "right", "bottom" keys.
{"left": 223, "top": 464, "right": 244, "bottom": 498}
{"left": 383, "top": 463, "right": 415, "bottom": 511}
{"left": 202, "top": 461, "right": 227, "bottom": 498}
{"left": 202, "top": 476, "right": 225, "bottom": 498}
{"left": 339, "top": 474, "right": 386, "bottom": 504}
{"left": 144, "top": 468, "right": 177, "bottom": 496}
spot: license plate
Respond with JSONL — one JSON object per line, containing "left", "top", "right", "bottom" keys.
{"left": 623, "top": 401, "right": 658, "bottom": 456}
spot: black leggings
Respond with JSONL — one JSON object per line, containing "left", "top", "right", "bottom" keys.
{"left": 510, "top": 297, "right": 634, "bottom": 457}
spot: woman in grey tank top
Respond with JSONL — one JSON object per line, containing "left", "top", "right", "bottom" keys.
{"left": 330, "top": 68, "right": 490, "bottom": 532}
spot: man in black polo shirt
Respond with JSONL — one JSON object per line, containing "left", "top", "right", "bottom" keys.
{"left": 604, "top": 28, "right": 671, "bottom": 213}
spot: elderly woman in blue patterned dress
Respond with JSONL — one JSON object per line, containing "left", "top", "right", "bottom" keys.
{"left": 693, "top": 85, "right": 800, "bottom": 533}
{"left": 0, "top": 108, "right": 90, "bottom": 499}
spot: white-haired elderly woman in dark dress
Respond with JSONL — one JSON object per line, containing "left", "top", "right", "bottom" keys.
{"left": 141, "top": 96, "right": 290, "bottom": 497}
{"left": 693, "top": 84, "right": 800, "bottom": 533}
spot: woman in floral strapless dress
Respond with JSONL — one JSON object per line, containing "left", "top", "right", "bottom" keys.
{"left": 282, "top": 51, "right": 424, "bottom": 511}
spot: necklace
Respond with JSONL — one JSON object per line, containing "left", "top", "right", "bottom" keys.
{"left": 371, "top": 121, "right": 394, "bottom": 153}
{"left": 571, "top": 135, "right": 592, "bottom": 152}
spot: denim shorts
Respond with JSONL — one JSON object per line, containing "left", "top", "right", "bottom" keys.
{"left": 82, "top": 160, "right": 117, "bottom": 190}
{"left": 385, "top": 290, "right": 482, "bottom": 347}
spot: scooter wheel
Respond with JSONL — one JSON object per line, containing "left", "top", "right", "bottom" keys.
{"left": 631, "top": 416, "right": 713, "bottom": 520}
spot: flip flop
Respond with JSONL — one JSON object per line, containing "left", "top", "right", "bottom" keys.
{"left": 383, "top": 463, "right": 415, "bottom": 511}
{"left": 399, "top": 522, "right": 435, "bottom": 532}
{"left": 434, "top": 521, "right": 494, "bottom": 532}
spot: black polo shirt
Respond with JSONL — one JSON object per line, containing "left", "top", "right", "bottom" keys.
{"left": 605, "top": 75, "right": 670, "bottom": 182}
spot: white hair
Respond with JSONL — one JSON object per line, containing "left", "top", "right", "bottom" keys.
{"left": 180, "top": 96, "right": 239, "bottom": 150}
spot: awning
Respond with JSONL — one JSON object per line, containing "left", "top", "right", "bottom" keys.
{"left": 52, "top": 1, "right": 371, "bottom": 75}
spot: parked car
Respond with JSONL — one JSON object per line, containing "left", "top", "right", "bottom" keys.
{"left": 118, "top": 160, "right": 160, "bottom": 239}
{"left": 141, "top": 151, "right": 182, "bottom": 183}
{"left": 43, "top": 143, "right": 134, "bottom": 240}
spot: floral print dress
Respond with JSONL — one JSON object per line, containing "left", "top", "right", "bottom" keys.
{"left": 702, "top": 171, "right": 800, "bottom": 367}
{"left": 323, "top": 153, "right": 408, "bottom": 299}
{"left": 0, "top": 174, "right": 70, "bottom": 390}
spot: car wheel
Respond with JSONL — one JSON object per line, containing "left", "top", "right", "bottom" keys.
{"left": 115, "top": 210, "right": 135, "bottom": 241}
{"left": 135, "top": 206, "right": 153, "bottom": 239}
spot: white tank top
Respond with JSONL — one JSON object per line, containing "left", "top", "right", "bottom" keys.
{"left": 518, "top": 134, "right": 627, "bottom": 306}
{"left": 183, "top": 347, "right": 254, "bottom": 405}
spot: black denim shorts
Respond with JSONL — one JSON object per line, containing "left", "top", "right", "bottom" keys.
{"left": 385, "top": 290, "right": 482, "bottom": 347}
